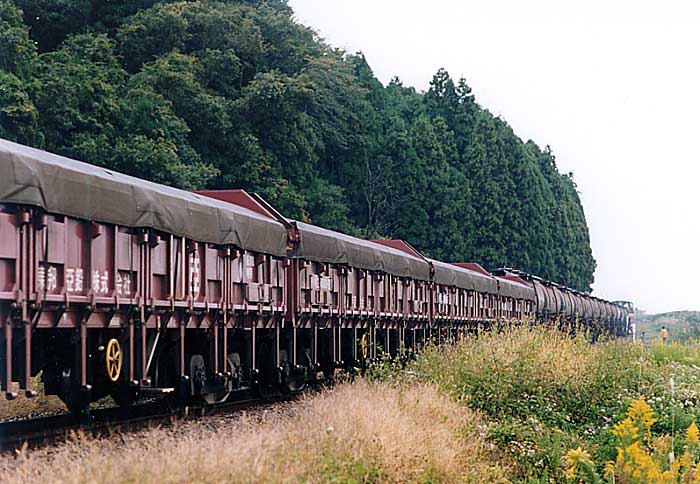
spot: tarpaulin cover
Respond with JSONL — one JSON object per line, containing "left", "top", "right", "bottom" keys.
{"left": 497, "top": 277, "right": 536, "bottom": 301}
{"left": 0, "top": 138, "right": 289, "bottom": 256}
{"left": 293, "top": 222, "right": 432, "bottom": 281}
{"left": 431, "top": 259, "right": 498, "bottom": 294}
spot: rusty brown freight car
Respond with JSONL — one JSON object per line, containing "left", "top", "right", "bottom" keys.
{"left": 0, "top": 139, "right": 296, "bottom": 409}
{"left": 193, "top": 192, "right": 437, "bottom": 375}
{"left": 288, "top": 228, "right": 433, "bottom": 371}
{"left": 495, "top": 274, "right": 536, "bottom": 321}
{"left": 0, "top": 139, "right": 633, "bottom": 414}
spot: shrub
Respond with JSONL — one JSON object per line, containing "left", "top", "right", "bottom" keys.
{"left": 412, "top": 325, "right": 700, "bottom": 480}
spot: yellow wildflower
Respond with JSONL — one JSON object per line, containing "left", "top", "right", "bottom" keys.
{"left": 688, "top": 422, "right": 700, "bottom": 445}
{"left": 680, "top": 451, "right": 694, "bottom": 468}
{"left": 566, "top": 446, "right": 591, "bottom": 463}
{"left": 612, "top": 416, "right": 639, "bottom": 442}
{"left": 627, "top": 397, "right": 657, "bottom": 430}
{"left": 603, "top": 460, "right": 616, "bottom": 479}
{"left": 565, "top": 446, "right": 594, "bottom": 480}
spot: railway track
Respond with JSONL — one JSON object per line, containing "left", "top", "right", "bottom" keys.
{"left": 0, "top": 139, "right": 633, "bottom": 444}
{"left": 0, "top": 392, "right": 277, "bottom": 452}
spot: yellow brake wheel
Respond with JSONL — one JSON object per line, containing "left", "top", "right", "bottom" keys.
{"left": 106, "top": 338, "right": 122, "bottom": 382}
{"left": 361, "top": 333, "right": 369, "bottom": 360}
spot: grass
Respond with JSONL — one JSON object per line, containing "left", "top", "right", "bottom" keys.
{"left": 5, "top": 325, "right": 700, "bottom": 483}
{"left": 0, "top": 380, "right": 510, "bottom": 484}
{"left": 647, "top": 337, "right": 700, "bottom": 365}
{"left": 635, "top": 310, "right": 700, "bottom": 344}
{"left": 413, "top": 326, "right": 643, "bottom": 425}
{"left": 0, "top": 374, "right": 65, "bottom": 421}
{"left": 406, "top": 325, "right": 700, "bottom": 482}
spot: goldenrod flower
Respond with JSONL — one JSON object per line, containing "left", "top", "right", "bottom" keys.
{"left": 688, "top": 422, "right": 700, "bottom": 445}
{"left": 566, "top": 446, "right": 591, "bottom": 464}
{"left": 612, "top": 416, "right": 639, "bottom": 442}
{"left": 627, "top": 398, "right": 657, "bottom": 430}
{"left": 565, "top": 446, "right": 594, "bottom": 481}
{"left": 563, "top": 396, "right": 700, "bottom": 483}
{"left": 604, "top": 460, "right": 616, "bottom": 479}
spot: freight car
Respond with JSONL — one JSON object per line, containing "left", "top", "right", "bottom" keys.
{"left": 0, "top": 139, "right": 633, "bottom": 413}
{"left": 493, "top": 268, "right": 632, "bottom": 337}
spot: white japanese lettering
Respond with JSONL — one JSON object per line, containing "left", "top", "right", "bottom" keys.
{"left": 65, "top": 268, "right": 74, "bottom": 292}
{"left": 37, "top": 266, "right": 46, "bottom": 291}
{"left": 74, "top": 268, "right": 84, "bottom": 292}
{"left": 47, "top": 266, "right": 57, "bottom": 291}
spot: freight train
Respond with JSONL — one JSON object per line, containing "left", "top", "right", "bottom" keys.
{"left": 0, "top": 139, "right": 633, "bottom": 413}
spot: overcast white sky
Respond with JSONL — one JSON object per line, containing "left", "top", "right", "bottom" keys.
{"left": 290, "top": 0, "right": 700, "bottom": 314}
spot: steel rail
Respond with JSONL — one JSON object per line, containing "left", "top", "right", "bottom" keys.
{"left": 0, "top": 392, "right": 287, "bottom": 452}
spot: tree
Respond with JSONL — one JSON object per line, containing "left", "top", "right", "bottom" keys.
{"left": 0, "top": 0, "right": 35, "bottom": 76}
{"left": 0, "top": 71, "right": 40, "bottom": 144}
{"left": 0, "top": 0, "right": 597, "bottom": 291}
{"left": 30, "top": 33, "right": 126, "bottom": 153}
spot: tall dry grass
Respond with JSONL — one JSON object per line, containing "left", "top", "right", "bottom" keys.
{"left": 0, "top": 380, "right": 510, "bottom": 484}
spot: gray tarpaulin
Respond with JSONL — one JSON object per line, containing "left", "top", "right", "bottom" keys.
{"left": 430, "top": 259, "right": 499, "bottom": 294}
{"left": 497, "top": 277, "right": 536, "bottom": 301}
{"left": 293, "top": 222, "right": 432, "bottom": 281}
{"left": 0, "top": 138, "right": 289, "bottom": 257}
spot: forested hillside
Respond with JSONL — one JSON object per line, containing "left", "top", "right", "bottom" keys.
{"left": 0, "top": 0, "right": 596, "bottom": 290}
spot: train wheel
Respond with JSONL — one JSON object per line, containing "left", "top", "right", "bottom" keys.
{"left": 188, "top": 354, "right": 206, "bottom": 397}
{"left": 43, "top": 354, "right": 89, "bottom": 416}
{"left": 54, "top": 367, "right": 87, "bottom": 416}
{"left": 188, "top": 354, "right": 233, "bottom": 405}
{"left": 110, "top": 387, "right": 136, "bottom": 409}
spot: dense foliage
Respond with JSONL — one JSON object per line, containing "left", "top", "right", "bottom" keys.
{"left": 409, "top": 327, "right": 700, "bottom": 482}
{"left": 0, "top": 0, "right": 595, "bottom": 290}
